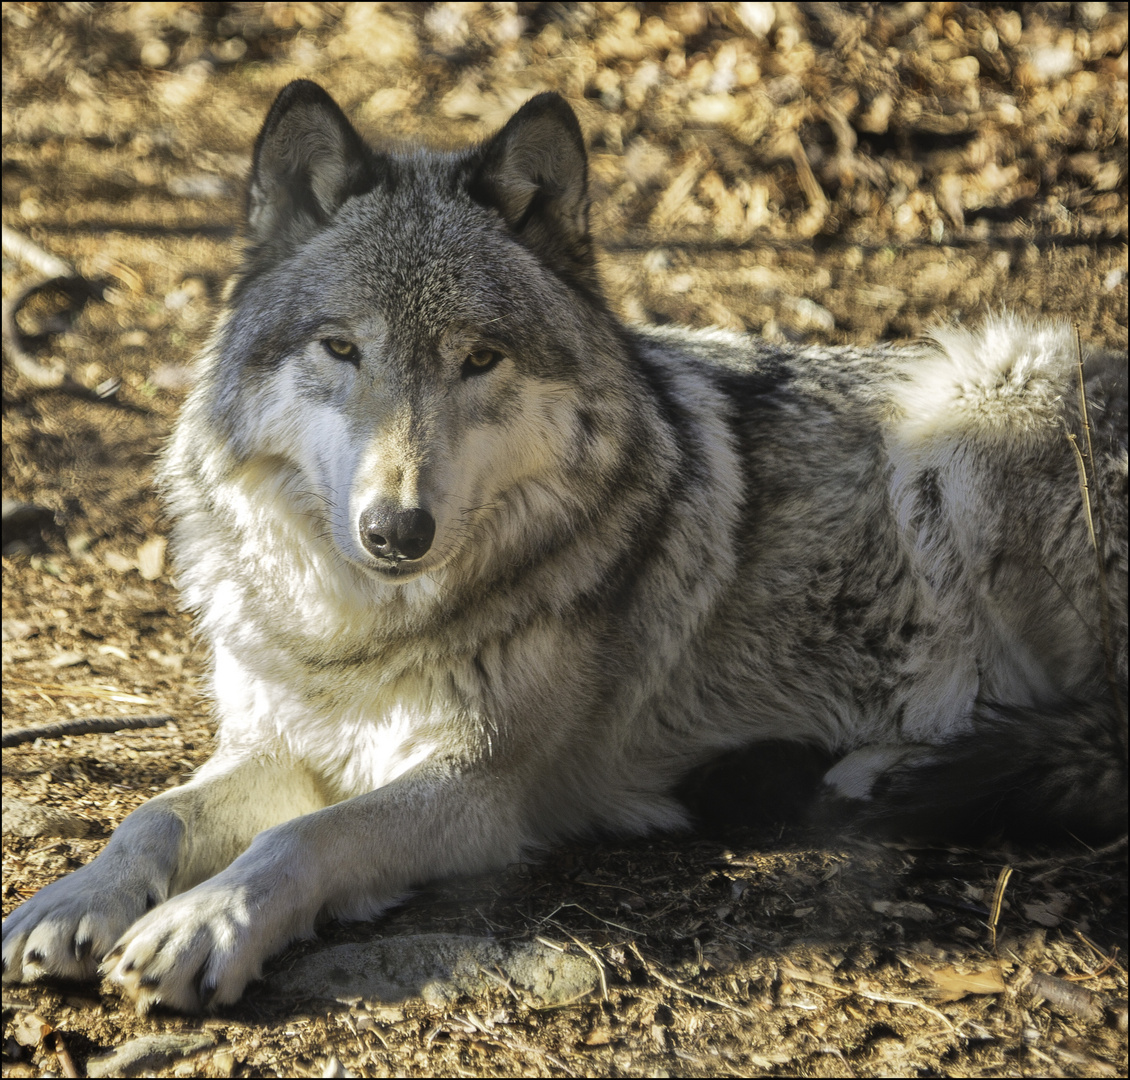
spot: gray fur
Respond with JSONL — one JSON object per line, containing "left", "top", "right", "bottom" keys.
{"left": 4, "top": 82, "right": 1126, "bottom": 1012}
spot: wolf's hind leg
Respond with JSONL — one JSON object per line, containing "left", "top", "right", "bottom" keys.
{"left": 851, "top": 702, "right": 1127, "bottom": 841}
{"left": 821, "top": 744, "right": 935, "bottom": 803}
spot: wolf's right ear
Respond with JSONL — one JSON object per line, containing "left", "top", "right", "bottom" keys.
{"left": 468, "top": 93, "right": 596, "bottom": 291}
{"left": 245, "top": 80, "right": 378, "bottom": 259}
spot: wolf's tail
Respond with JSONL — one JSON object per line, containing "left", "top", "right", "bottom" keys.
{"left": 869, "top": 699, "right": 1127, "bottom": 842}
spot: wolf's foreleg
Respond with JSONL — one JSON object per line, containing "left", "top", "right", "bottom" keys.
{"left": 102, "top": 767, "right": 527, "bottom": 1011}
{"left": 2, "top": 755, "right": 324, "bottom": 985}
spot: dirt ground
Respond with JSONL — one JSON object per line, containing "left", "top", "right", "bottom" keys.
{"left": 2, "top": 3, "right": 1128, "bottom": 1077}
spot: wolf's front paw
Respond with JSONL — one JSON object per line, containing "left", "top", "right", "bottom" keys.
{"left": 102, "top": 879, "right": 296, "bottom": 1012}
{"left": 3, "top": 860, "right": 161, "bottom": 984}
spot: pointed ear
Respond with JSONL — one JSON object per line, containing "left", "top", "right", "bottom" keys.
{"left": 245, "top": 80, "right": 379, "bottom": 261}
{"left": 468, "top": 93, "right": 595, "bottom": 289}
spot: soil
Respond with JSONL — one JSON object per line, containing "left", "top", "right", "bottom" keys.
{"left": 2, "top": 4, "right": 1127, "bottom": 1078}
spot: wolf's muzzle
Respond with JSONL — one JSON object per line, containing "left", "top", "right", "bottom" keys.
{"left": 359, "top": 505, "right": 436, "bottom": 562}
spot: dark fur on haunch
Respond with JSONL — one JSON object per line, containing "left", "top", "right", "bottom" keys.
{"left": 871, "top": 701, "right": 1127, "bottom": 840}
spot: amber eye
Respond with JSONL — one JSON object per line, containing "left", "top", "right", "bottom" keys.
{"left": 463, "top": 349, "right": 503, "bottom": 377}
{"left": 322, "top": 338, "right": 359, "bottom": 363}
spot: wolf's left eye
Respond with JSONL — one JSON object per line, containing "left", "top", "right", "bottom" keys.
{"left": 322, "top": 338, "right": 359, "bottom": 363}
{"left": 463, "top": 349, "right": 503, "bottom": 377}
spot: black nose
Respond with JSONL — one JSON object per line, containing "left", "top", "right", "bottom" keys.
{"left": 359, "top": 505, "right": 436, "bottom": 562}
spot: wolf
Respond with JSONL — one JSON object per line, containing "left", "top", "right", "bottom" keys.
{"left": 4, "top": 81, "right": 1127, "bottom": 1012}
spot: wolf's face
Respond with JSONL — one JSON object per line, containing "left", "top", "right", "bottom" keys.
{"left": 207, "top": 83, "right": 632, "bottom": 585}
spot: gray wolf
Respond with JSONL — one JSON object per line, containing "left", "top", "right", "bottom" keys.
{"left": 4, "top": 81, "right": 1126, "bottom": 1012}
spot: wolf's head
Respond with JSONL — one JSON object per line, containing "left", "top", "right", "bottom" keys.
{"left": 243, "top": 80, "right": 599, "bottom": 298}
{"left": 198, "top": 82, "right": 654, "bottom": 590}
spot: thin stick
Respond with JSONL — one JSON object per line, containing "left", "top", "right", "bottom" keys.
{"left": 545, "top": 919, "right": 610, "bottom": 1000}
{"left": 453, "top": 1012, "right": 576, "bottom": 1076}
{"left": 1072, "top": 323, "right": 1126, "bottom": 743}
{"left": 988, "top": 866, "right": 1013, "bottom": 952}
{"left": 628, "top": 942, "right": 764, "bottom": 1021}
{"left": 2, "top": 714, "right": 176, "bottom": 748}
{"left": 1071, "top": 930, "right": 1125, "bottom": 978}
{"left": 3, "top": 677, "right": 156, "bottom": 705}
{"left": 1, "top": 226, "right": 74, "bottom": 278}
{"left": 53, "top": 1033, "right": 79, "bottom": 1080}
{"left": 1065, "top": 433, "right": 1097, "bottom": 552}
{"left": 779, "top": 963, "right": 957, "bottom": 1033}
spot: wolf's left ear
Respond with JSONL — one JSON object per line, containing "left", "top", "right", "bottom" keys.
{"left": 468, "top": 94, "right": 595, "bottom": 289}
{"left": 245, "top": 80, "right": 378, "bottom": 262}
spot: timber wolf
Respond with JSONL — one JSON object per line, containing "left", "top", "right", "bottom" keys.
{"left": 4, "top": 81, "right": 1126, "bottom": 1012}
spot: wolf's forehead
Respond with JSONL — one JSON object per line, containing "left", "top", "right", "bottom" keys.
{"left": 339, "top": 174, "right": 495, "bottom": 271}
{"left": 322, "top": 187, "right": 518, "bottom": 319}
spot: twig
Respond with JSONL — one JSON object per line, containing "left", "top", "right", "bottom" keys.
{"left": 1072, "top": 324, "right": 1126, "bottom": 741}
{"left": 2, "top": 714, "right": 176, "bottom": 748}
{"left": 1018, "top": 968, "right": 1103, "bottom": 1024}
{"left": 542, "top": 902, "right": 641, "bottom": 936}
{"left": 4, "top": 677, "right": 157, "bottom": 705}
{"left": 787, "top": 133, "right": 828, "bottom": 212}
{"left": 533, "top": 935, "right": 566, "bottom": 952}
{"left": 1071, "top": 930, "right": 1125, "bottom": 978}
{"left": 545, "top": 920, "right": 609, "bottom": 1000}
{"left": 628, "top": 942, "right": 764, "bottom": 1021}
{"left": 453, "top": 1012, "right": 576, "bottom": 1077}
{"left": 1065, "top": 432, "right": 1098, "bottom": 551}
{"left": 1, "top": 226, "right": 74, "bottom": 278}
{"left": 779, "top": 962, "right": 958, "bottom": 1033}
{"left": 476, "top": 963, "right": 528, "bottom": 1007}
{"left": 53, "top": 1033, "right": 79, "bottom": 1080}
{"left": 1017, "top": 834, "right": 1126, "bottom": 875}
{"left": 1040, "top": 561, "right": 1100, "bottom": 645}
{"left": 988, "top": 866, "right": 1013, "bottom": 952}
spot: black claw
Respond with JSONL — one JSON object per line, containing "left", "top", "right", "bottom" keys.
{"left": 26, "top": 948, "right": 44, "bottom": 965}
{"left": 140, "top": 972, "right": 162, "bottom": 988}
{"left": 195, "top": 966, "right": 217, "bottom": 1010}
{"left": 73, "top": 936, "right": 93, "bottom": 963}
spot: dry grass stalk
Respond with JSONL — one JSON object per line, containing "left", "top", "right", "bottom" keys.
{"left": 1071, "top": 323, "right": 1126, "bottom": 742}
{"left": 988, "top": 865, "right": 1013, "bottom": 952}
{"left": 545, "top": 920, "right": 610, "bottom": 1000}
{"left": 628, "top": 942, "right": 765, "bottom": 1021}
{"left": 3, "top": 676, "right": 155, "bottom": 705}
{"left": 779, "top": 962, "right": 958, "bottom": 1033}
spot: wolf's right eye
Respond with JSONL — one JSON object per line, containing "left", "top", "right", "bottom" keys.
{"left": 462, "top": 349, "right": 504, "bottom": 377}
{"left": 322, "top": 338, "right": 359, "bottom": 363}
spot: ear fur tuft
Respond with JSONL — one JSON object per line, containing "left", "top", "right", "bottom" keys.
{"left": 244, "top": 80, "right": 381, "bottom": 266}
{"left": 468, "top": 93, "right": 596, "bottom": 290}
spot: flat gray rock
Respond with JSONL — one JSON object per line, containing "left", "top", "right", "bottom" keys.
{"left": 1, "top": 797, "right": 90, "bottom": 838}
{"left": 267, "top": 933, "right": 598, "bottom": 1007}
{"left": 86, "top": 1032, "right": 215, "bottom": 1078}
